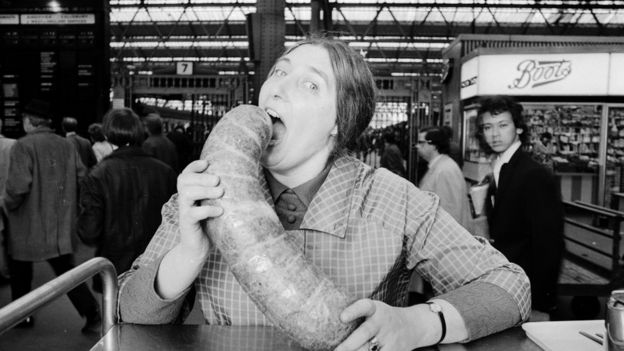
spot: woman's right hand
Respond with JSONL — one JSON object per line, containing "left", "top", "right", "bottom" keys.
{"left": 177, "top": 160, "right": 224, "bottom": 258}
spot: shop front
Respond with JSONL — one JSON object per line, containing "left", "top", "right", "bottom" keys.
{"left": 443, "top": 35, "right": 624, "bottom": 207}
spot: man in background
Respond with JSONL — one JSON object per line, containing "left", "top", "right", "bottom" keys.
{"left": 142, "top": 113, "right": 178, "bottom": 172}
{"left": 379, "top": 130, "right": 406, "bottom": 178}
{"left": 62, "top": 116, "right": 96, "bottom": 169}
{"left": 3, "top": 99, "right": 101, "bottom": 332}
{"left": 476, "top": 95, "right": 564, "bottom": 320}
{"left": 0, "top": 118, "right": 15, "bottom": 284}
{"left": 417, "top": 126, "right": 472, "bottom": 232}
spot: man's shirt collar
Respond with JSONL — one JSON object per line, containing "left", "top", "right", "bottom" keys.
{"left": 495, "top": 140, "right": 521, "bottom": 166}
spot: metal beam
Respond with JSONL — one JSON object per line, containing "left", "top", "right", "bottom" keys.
{"left": 111, "top": 2, "right": 624, "bottom": 10}
{"left": 111, "top": 22, "right": 624, "bottom": 39}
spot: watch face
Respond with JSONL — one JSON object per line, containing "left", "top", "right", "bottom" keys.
{"left": 429, "top": 302, "right": 442, "bottom": 313}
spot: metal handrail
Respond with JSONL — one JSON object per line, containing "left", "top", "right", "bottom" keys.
{"left": 0, "top": 257, "right": 118, "bottom": 335}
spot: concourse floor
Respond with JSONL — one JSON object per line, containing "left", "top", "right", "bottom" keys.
{"left": 0, "top": 244, "right": 101, "bottom": 351}
{"left": 0, "top": 242, "right": 203, "bottom": 351}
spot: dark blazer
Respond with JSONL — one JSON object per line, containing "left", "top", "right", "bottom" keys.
{"left": 486, "top": 148, "right": 564, "bottom": 312}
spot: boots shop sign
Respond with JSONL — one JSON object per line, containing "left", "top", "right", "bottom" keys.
{"left": 460, "top": 52, "right": 624, "bottom": 99}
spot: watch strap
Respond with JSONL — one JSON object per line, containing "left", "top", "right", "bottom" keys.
{"left": 426, "top": 302, "right": 446, "bottom": 344}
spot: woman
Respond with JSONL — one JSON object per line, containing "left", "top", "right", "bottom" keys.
{"left": 87, "top": 122, "right": 114, "bottom": 163}
{"left": 118, "top": 37, "right": 530, "bottom": 351}
{"left": 78, "top": 109, "right": 177, "bottom": 291}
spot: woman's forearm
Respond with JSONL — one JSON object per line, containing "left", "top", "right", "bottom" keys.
{"left": 155, "top": 242, "right": 208, "bottom": 299}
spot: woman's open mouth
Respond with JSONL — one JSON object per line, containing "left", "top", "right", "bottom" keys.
{"left": 266, "top": 108, "right": 286, "bottom": 146}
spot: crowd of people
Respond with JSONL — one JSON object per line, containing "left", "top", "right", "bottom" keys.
{"left": 0, "top": 36, "right": 565, "bottom": 351}
{"left": 0, "top": 100, "right": 193, "bottom": 333}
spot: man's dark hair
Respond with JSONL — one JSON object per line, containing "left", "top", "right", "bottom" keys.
{"left": 103, "top": 108, "right": 145, "bottom": 147}
{"left": 88, "top": 123, "right": 106, "bottom": 142}
{"left": 475, "top": 95, "right": 530, "bottom": 155}
{"left": 143, "top": 113, "right": 163, "bottom": 135}
{"left": 422, "top": 126, "right": 450, "bottom": 155}
{"left": 441, "top": 125, "right": 454, "bottom": 140}
{"left": 62, "top": 117, "right": 78, "bottom": 133}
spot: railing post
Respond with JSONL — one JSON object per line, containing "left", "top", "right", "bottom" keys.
{"left": 0, "top": 257, "right": 118, "bottom": 335}
{"left": 612, "top": 216, "right": 622, "bottom": 280}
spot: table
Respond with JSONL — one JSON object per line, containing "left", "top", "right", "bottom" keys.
{"left": 90, "top": 324, "right": 542, "bottom": 351}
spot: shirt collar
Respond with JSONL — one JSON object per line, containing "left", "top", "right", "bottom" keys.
{"left": 494, "top": 140, "right": 521, "bottom": 167}
{"left": 300, "top": 156, "right": 360, "bottom": 238}
{"left": 66, "top": 131, "right": 77, "bottom": 137}
{"left": 265, "top": 164, "right": 332, "bottom": 209}
{"left": 262, "top": 156, "right": 359, "bottom": 239}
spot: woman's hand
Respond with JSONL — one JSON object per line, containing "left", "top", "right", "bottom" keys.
{"left": 335, "top": 299, "right": 423, "bottom": 351}
{"left": 177, "top": 160, "right": 224, "bottom": 258}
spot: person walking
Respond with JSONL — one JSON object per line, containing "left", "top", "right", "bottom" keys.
{"left": 142, "top": 113, "right": 179, "bottom": 172}
{"left": 87, "top": 123, "right": 114, "bottom": 163}
{"left": 417, "top": 127, "right": 473, "bottom": 232}
{"left": 62, "top": 117, "right": 97, "bottom": 169}
{"left": 3, "top": 99, "right": 101, "bottom": 332}
{"left": 0, "top": 118, "right": 16, "bottom": 283}
{"left": 78, "top": 108, "right": 177, "bottom": 292}
{"left": 379, "top": 130, "right": 406, "bottom": 178}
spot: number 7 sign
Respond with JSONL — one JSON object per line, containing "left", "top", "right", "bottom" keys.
{"left": 176, "top": 62, "right": 193, "bottom": 75}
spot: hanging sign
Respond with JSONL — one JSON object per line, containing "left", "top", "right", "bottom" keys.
{"left": 176, "top": 62, "right": 194, "bottom": 75}
{"left": 21, "top": 14, "right": 95, "bottom": 25}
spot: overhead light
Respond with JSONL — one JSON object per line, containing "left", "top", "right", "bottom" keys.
{"left": 48, "top": 0, "right": 61, "bottom": 13}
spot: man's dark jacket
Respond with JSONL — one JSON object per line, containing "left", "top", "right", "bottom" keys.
{"left": 78, "top": 146, "right": 176, "bottom": 289}
{"left": 143, "top": 135, "right": 179, "bottom": 172}
{"left": 486, "top": 148, "right": 564, "bottom": 313}
{"left": 67, "top": 133, "right": 96, "bottom": 169}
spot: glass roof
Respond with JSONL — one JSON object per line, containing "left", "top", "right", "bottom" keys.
{"left": 110, "top": 0, "right": 624, "bottom": 25}
{"left": 109, "top": 0, "right": 624, "bottom": 76}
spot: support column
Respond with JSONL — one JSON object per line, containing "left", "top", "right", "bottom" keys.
{"left": 251, "top": 0, "right": 285, "bottom": 104}
{"left": 310, "top": 0, "right": 331, "bottom": 34}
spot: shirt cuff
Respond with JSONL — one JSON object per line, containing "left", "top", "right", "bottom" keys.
{"left": 437, "top": 281, "right": 522, "bottom": 341}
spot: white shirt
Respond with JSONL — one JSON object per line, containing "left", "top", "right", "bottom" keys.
{"left": 492, "top": 141, "right": 521, "bottom": 186}
{"left": 427, "top": 154, "right": 443, "bottom": 170}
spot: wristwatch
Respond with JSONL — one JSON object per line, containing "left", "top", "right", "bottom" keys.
{"left": 426, "top": 301, "right": 446, "bottom": 344}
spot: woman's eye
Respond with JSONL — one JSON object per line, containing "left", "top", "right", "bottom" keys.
{"left": 273, "top": 68, "right": 286, "bottom": 77}
{"left": 303, "top": 81, "right": 318, "bottom": 91}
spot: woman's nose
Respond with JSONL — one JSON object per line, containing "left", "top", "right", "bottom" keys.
{"left": 271, "top": 77, "right": 295, "bottom": 100}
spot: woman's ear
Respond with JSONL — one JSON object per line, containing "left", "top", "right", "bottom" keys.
{"left": 330, "top": 125, "right": 338, "bottom": 137}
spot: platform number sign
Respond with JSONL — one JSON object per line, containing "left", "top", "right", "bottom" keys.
{"left": 176, "top": 62, "right": 193, "bottom": 75}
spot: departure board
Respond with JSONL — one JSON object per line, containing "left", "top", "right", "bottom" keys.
{"left": 0, "top": 0, "right": 109, "bottom": 138}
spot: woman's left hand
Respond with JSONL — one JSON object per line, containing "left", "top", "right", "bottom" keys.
{"left": 335, "top": 299, "right": 419, "bottom": 351}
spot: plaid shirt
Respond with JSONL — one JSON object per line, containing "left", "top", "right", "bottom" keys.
{"left": 118, "top": 156, "right": 530, "bottom": 341}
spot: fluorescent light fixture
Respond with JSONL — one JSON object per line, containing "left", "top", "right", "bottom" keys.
{"left": 48, "top": 0, "right": 61, "bottom": 12}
